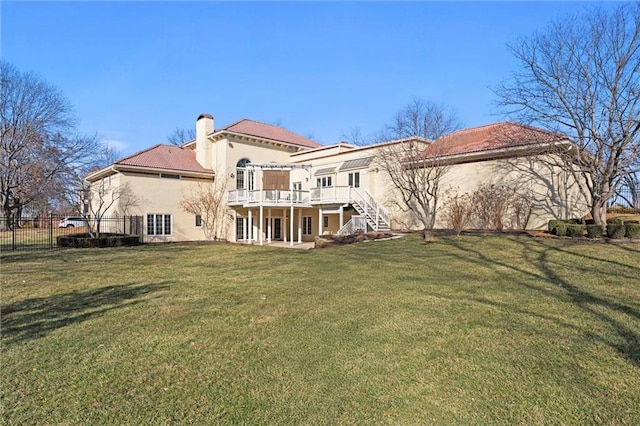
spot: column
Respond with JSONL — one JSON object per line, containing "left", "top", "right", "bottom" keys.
{"left": 248, "top": 209, "right": 253, "bottom": 242}
{"left": 290, "top": 205, "right": 294, "bottom": 247}
{"left": 267, "top": 208, "right": 272, "bottom": 243}
{"left": 233, "top": 210, "right": 238, "bottom": 243}
{"left": 298, "top": 210, "right": 302, "bottom": 244}
{"left": 242, "top": 215, "right": 247, "bottom": 241}
{"left": 259, "top": 205, "right": 264, "bottom": 246}
{"left": 318, "top": 207, "right": 323, "bottom": 235}
{"left": 283, "top": 208, "right": 287, "bottom": 243}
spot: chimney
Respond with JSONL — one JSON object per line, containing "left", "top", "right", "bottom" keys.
{"left": 195, "top": 113, "right": 214, "bottom": 169}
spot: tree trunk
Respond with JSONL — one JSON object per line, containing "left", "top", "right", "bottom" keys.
{"left": 591, "top": 202, "right": 607, "bottom": 228}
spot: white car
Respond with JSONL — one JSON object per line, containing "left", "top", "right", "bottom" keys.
{"left": 58, "top": 217, "right": 85, "bottom": 228}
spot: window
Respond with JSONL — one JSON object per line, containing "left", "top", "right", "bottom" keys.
{"left": 316, "top": 176, "right": 333, "bottom": 187}
{"left": 323, "top": 216, "right": 329, "bottom": 228}
{"left": 195, "top": 214, "right": 202, "bottom": 227}
{"left": 236, "top": 158, "right": 251, "bottom": 189}
{"left": 303, "top": 216, "right": 312, "bottom": 235}
{"left": 293, "top": 182, "right": 302, "bottom": 201}
{"left": 147, "top": 214, "right": 171, "bottom": 236}
{"left": 236, "top": 217, "right": 244, "bottom": 240}
{"left": 348, "top": 172, "right": 360, "bottom": 188}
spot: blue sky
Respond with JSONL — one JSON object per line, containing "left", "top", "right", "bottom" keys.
{"left": 2, "top": 1, "right": 611, "bottom": 156}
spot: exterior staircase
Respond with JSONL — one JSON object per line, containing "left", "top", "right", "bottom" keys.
{"left": 338, "top": 189, "right": 391, "bottom": 235}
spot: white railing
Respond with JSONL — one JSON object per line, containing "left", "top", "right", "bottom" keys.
{"left": 227, "top": 189, "right": 309, "bottom": 205}
{"left": 337, "top": 215, "right": 367, "bottom": 235}
{"left": 309, "top": 186, "right": 352, "bottom": 203}
{"left": 229, "top": 186, "right": 391, "bottom": 231}
{"left": 359, "top": 188, "right": 391, "bottom": 228}
{"left": 308, "top": 186, "right": 391, "bottom": 231}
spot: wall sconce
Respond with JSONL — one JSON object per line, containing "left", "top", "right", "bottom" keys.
{"left": 230, "top": 173, "right": 235, "bottom": 178}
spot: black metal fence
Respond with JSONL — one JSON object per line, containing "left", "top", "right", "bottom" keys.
{"left": 0, "top": 215, "right": 143, "bottom": 251}
{"left": 608, "top": 188, "right": 640, "bottom": 213}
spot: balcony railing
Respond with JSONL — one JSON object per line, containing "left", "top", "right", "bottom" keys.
{"left": 227, "top": 189, "right": 310, "bottom": 205}
{"left": 228, "top": 186, "right": 391, "bottom": 231}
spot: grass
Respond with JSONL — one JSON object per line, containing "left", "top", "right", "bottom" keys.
{"left": 0, "top": 226, "right": 83, "bottom": 251}
{"left": 2, "top": 234, "right": 639, "bottom": 424}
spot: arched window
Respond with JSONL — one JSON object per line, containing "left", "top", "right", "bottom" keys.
{"left": 236, "top": 158, "right": 252, "bottom": 190}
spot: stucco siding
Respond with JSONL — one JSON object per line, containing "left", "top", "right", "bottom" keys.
{"left": 117, "top": 172, "right": 217, "bottom": 242}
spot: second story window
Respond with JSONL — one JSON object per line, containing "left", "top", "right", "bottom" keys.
{"left": 316, "top": 176, "right": 333, "bottom": 188}
{"left": 236, "top": 158, "right": 251, "bottom": 189}
{"left": 348, "top": 172, "right": 360, "bottom": 188}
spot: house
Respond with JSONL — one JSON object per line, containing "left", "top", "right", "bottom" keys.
{"left": 85, "top": 115, "right": 590, "bottom": 244}
{"left": 409, "top": 122, "right": 590, "bottom": 229}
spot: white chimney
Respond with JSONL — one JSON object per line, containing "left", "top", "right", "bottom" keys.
{"left": 195, "top": 113, "right": 214, "bottom": 169}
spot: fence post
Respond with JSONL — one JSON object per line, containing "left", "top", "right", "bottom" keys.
{"left": 49, "top": 214, "right": 53, "bottom": 249}
{"left": 12, "top": 215, "right": 16, "bottom": 250}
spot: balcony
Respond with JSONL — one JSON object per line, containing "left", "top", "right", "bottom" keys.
{"left": 227, "top": 189, "right": 310, "bottom": 207}
{"left": 228, "top": 186, "right": 356, "bottom": 207}
{"left": 228, "top": 186, "right": 392, "bottom": 231}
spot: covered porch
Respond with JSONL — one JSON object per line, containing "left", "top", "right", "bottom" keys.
{"left": 231, "top": 204, "right": 359, "bottom": 247}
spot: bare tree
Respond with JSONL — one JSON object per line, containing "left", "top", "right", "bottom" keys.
{"left": 57, "top": 141, "right": 138, "bottom": 237}
{"left": 495, "top": 3, "right": 640, "bottom": 226}
{"left": 180, "top": 178, "right": 229, "bottom": 240}
{"left": 387, "top": 98, "right": 461, "bottom": 141}
{"left": 77, "top": 179, "right": 136, "bottom": 238}
{"left": 341, "top": 127, "right": 371, "bottom": 146}
{"left": 167, "top": 127, "right": 195, "bottom": 146}
{"left": 375, "top": 99, "right": 462, "bottom": 229}
{"left": 0, "top": 62, "right": 101, "bottom": 229}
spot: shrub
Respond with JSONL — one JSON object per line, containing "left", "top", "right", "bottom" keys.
{"left": 607, "top": 217, "right": 624, "bottom": 224}
{"left": 548, "top": 220, "right": 561, "bottom": 233}
{"left": 57, "top": 233, "right": 141, "bottom": 248}
{"left": 555, "top": 223, "right": 568, "bottom": 237}
{"left": 511, "top": 194, "right": 534, "bottom": 230}
{"left": 444, "top": 193, "right": 472, "bottom": 236}
{"left": 625, "top": 223, "right": 640, "bottom": 239}
{"left": 586, "top": 224, "right": 604, "bottom": 238}
{"left": 470, "top": 184, "right": 513, "bottom": 231}
{"left": 606, "top": 223, "right": 626, "bottom": 239}
{"left": 623, "top": 220, "right": 640, "bottom": 224}
{"left": 566, "top": 224, "right": 585, "bottom": 238}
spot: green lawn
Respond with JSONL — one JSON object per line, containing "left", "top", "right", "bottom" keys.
{"left": 2, "top": 234, "right": 639, "bottom": 424}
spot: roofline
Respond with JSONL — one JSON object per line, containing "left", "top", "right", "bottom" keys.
{"left": 208, "top": 129, "right": 317, "bottom": 151}
{"left": 289, "top": 142, "right": 356, "bottom": 156}
{"left": 290, "top": 137, "right": 430, "bottom": 163}
{"left": 434, "top": 121, "right": 568, "bottom": 148}
{"left": 406, "top": 139, "right": 574, "bottom": 167}
{"left": 85, "top": 165, "right": 118, "bottom": 182}
{"left": 86, "top": 163, "right": 215, "bottom": 182}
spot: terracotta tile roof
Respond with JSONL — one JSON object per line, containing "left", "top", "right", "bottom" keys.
{"left": 219, "top": 119, "right": 321, "bottom": 149}
{"left": 115, "top": 144, "right": 214, "bottom": 174}
{"left": 419, "top": 122, "right": 567, "bottom": 159}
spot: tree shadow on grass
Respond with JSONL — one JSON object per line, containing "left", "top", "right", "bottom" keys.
{"left": 438, "top": 235, "right": 640, "bottom": 366}
{"left": 1, "top": 282, "right": 169, "bottom": 347}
